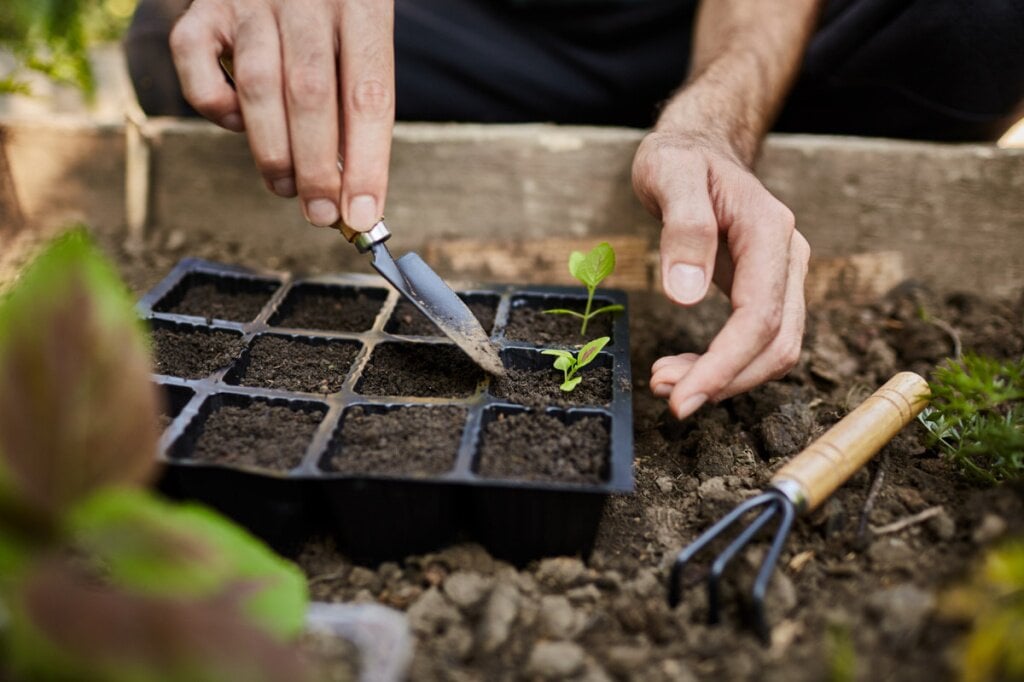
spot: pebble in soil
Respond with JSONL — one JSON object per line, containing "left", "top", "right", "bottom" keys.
{"left": 270, "top": 284, "right": 386, "bottom": 333}
{"left": 323, "top": 405, "right": 466, "bottom": 476}
{"left": 185, "top": 400, "right": 324, "bottom": 471}
{"left": 357, "top": 343, "right": 485, "bottom": 398}
{"left": 385, "top": 296, "right": 498, "bottom": 337}
{"left": 491, "top": 364, "right": 612, "bottom": 408}
{"left": 477, "top": 412, "right": 609, "bottom": 484}
{"left": 503, "top": 297, "right": 616, "bottom": 347}
{"left": 151, "top": 325, "right": 245, "bottom": 379}
{"left": 154, "top": 273, "right": 277, "bottom": 322}
{"left": 230, "top": 334, "right": 361, "bottom": 394}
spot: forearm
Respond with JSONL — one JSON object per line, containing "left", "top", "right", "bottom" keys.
{"left": 657, "top": 0, "right": 820, "bottom": 165}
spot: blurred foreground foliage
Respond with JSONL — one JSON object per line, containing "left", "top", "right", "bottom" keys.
{"left": 920, "top": 354, "right": 1024, "bottom": 484}
{"left": 941, "top": 541, "right": 1024, "bottom": 682}
{"left": 0, "top": 229, "right": 313, "bottom": 682}
{"left": 0, "top": 0, "right": 138, "bottom": 96}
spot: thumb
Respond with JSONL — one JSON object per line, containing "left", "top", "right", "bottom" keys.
{"left": 659, "top": 188, "right": 718, "bottom": 306}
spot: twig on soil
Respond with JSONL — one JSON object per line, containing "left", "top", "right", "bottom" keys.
{"left": 856, "top": 453, "right": 888, "bottom": 544}
{"left": 870, "top": 505, "right": 944, "bottom": 536}
{"left": 928, "top": 317, "right": 963, "bottom": 360}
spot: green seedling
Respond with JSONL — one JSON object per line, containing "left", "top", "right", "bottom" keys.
{"left": 545, "top": 242, "right": 624, "bottom": 336}
{"left": 542, "top": 336, "right": 609, "bottom": 392}
{"left": 918, "top": 353, "right": 1024, "bottom": 484}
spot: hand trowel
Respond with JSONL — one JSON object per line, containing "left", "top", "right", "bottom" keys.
{"left": 335, "top": 220, "right": 505, "bottom": 377}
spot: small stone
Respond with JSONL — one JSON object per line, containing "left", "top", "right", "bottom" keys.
{"left": 604, "top": 645, "right": 650, "bottom": 677}
{"left": 443, "top": 571, "right": 493, "bottom": 611}
{"left": 895, "top": 486, "right": 927, "bottom": 511}
{"left": 165, "top": 230, "right": 187, "bottom": 251}
{"left": 351, "top": 589, "right": 376, "bottom": 604}
{"left": 867, "top": 537, "right": 915, "bottom": 570}
{"left": 378, "top": 561, "right": 402, "bottom": 583}
{"left": 926, "top": 508, "right": 956, "bottom": 541}
{"left": 626, "top": 568, "right": 661, "bottom": 599}
{"left": 613, "top": 596, "right": 647, "bottom": 633}
{"left": 407, "top": 587, "right": 462, "bottom": 636}
{"left": 972, "top": 514, "right": 1007, "bottom": 545}
{"left": 437, "top": 623, "right": 474, "bottom": 662}
{"left": 595, "top": 570, "right": 623, "bottom": 592}
{"left": 478, "top": 582, "right": 519, "bottom": 653}
{"left": 526, "top": 641, "right": 585, "bottom": 679}
{"left": 866, "top": 584, "right": 935, "bottom": 643}
{"left": 566, "top": 584, "right": 602, "bottom": 605}
{"left": 538, "top": 595, "right": 585, "bottom": 640}
{"left": 655, "top": 476, "right": 674, "bottom": 493}
{"left": 578, "top": 659, "right": 613, "bottom": 682}
{"left": 536, "top": 557, "right": 586, "bottom": 591}
{"left": 423, "top": 561, "right": 448, "bottom": 587}
{"left": 660, "top": 659, "right": 698, "bottom": 682}
{"left": 434, "top": 543, "right": 497, "bottom": 574}
{"left": 347, "top": 566, "right": 378, "bottom": 591}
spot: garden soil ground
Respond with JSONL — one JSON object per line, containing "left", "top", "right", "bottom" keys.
{"left": 3, "top": 232, "right": 1021, "bottom": 681}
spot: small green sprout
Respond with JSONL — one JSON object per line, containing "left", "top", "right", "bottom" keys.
{"left": 542, "top": 336, "right": 609, "bottom": 392}
{"left": 545, "top": 242, "right": 624, "bottom": 336}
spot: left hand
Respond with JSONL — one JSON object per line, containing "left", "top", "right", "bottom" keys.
{"left": 632, "top": 129, "right": 810, "bottom": 419}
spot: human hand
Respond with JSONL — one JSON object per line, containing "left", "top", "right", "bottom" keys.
{"left": 170, "top": 0, "right": 394, "bottom": 230}
{"left": 632, "top": 130, "right": 809, "bottom": 419}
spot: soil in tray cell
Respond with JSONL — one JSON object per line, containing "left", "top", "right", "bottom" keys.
{"left": 154, "top": 272, "right": 278, "bottom": 323}
{"left": 503, "top": 295, "right": 615, "bottom": 347}
{"left": 322, "top": 405, "right": 466, "bottom": 476}
{"left": 270, "top": 283, "right": 386, "bottom": 333}
{"left": 491, "top": 350, "right": 612, "bottom": 408}
{"left": 357, "top": 342, "right": 485, "bottom": 398}
{"left": 229, "top": 335, "right": 361, "bottom": 394}
{"left": 476, "top": 410, "right": 609, "bottom": 484}
{"left": 183, "top": 398, "right": 325, "bottom": 471}
{"left": 151, "top": 325, "right": 245, "bottom": 379}
{"left": 385, "top": 295, "right": 498, "bottom": 337}
{"left": 157, "top": 384, "right": 194, "bottom": 430}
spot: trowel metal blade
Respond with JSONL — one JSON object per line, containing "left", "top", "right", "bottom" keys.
{"left": 367, "top": 243, "right": 505, "bottom": 377}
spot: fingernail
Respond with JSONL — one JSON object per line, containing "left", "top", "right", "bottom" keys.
{"left": 347, "top": 194, "right": 378, "bottom": 231}
{"left": 668, "top": 263, "right": 706, "bottom": 304}
{"left": 305, "top": 199, "right": 339, "bottom": 227}
{"left": 272, "top": 177, "right": 296, "bottom": 197}
{"left": 675, "top": 392, "right": 708, "bottom": 419}
{"left": 221, "top": 112, "right": 244, "bottom": 131}
{"left": 652, "top": 383, "right": 672, "bottom": 398}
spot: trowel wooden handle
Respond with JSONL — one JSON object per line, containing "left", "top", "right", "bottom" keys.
{"left": 771, "top": 372, "right": 929, "bottom": 513}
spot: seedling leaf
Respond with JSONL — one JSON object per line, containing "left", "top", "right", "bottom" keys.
{"left": 542, "top": 308, "right": 586, "bottom": 319}
{"left": 588, "top": 304, "right": 624, "bottom": 317}
{"left": 567, "top": 251, "right": 586, "bottom": 282}
{"left": 561, "top": 377, "right": 583, "bottom": 392}
{"left": 552, "top": 356, "right": 573, "bottom": 372}
{"left": 576, "top": 336, "right": 610, "bottom": 370}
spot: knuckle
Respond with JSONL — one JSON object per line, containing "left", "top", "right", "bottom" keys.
{"left": 253, "top": 152, "right": 293, "bottom": 179}
{"left": 792, "top": 232, "right": 811, "bottom": 265}
{"left": 295, "top": 164, "right": 341, "bottom": 196}
{"left": 287, "top": 66, "right": 333, "bottom": 107}
{"left": 663, "top": 210, "right": 717, "bottom": 241}
{"left": 235, "top": 62, "right": 279, "bottom": 99}
{"left": 348, "top": 79, "right": 393, "bottom": 118}
{"left": 774, "top": 340, "right": 802, "bottom": 376}
{"left": 753, "top": 307, "right": 783, "bottom": 343}
{"left": 169, "top": 17, "right": 202, "bottom": 55}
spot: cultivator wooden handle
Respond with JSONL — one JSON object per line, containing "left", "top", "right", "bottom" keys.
{"left": 771, "top": 371, "right": 929, "bottom": 513}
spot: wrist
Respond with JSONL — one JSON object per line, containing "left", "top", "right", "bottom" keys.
{"left": 654, "top": 80, "right": 759, "bottom": 167}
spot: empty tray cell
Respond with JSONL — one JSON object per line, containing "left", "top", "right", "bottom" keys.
{"left": 490, "top": 347, "right": 612, "bottom": 408}
{"left": 320, "top": 404, "right": 466, "bottom": 476}
{"left": 225, "top": 334, "right": 361, "bottom": 394}
{"left": 270, "top": 283, "right": 387, "bottom": 333}
{"left": 356, "top": 342, "right": 485, "bottom": 398}
{"left": 157, "top": 383, "right": 195, "bottom": 430}
{"left": 151, "top": 321, "right": 245, "bottom": 379}
{"left": 475, "top": 407, "right": 610, "bottom": 485}
{"left": 153, "top": 272, "right": 278, "bottom": 323}
{"left": 503, "top": 295, "right": 616, "bottom": 347}
{"left": 170, "top": 393, "right": 326, "bottom": 472}
{"left": 385, "top": 293, "right": 499, "bottom": 337}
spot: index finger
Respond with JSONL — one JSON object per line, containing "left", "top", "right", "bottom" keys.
{"left": 338, "top": 1, "right": 395, "bottom": 231}
{"left": 667, "top": 192, "right": 794, "bottom": 418}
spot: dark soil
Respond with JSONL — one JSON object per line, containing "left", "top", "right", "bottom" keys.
{"left": 186, "top": 400, "right": 324, "bottom": 471}
{"left": 504, "top": 298, "right": 615, "bottom": 347}
{"left": 230, "top": 335, "right": 361, "bottom": 394}
{"left": 323, "top": 406, "right": 466, "bottom": 477}
{"left": 477, "top": 412, "right": 609, "bottom": 485}
{"left": 151, "top": 325, "right": 245, "bottom": 379}
{"left": 294, "top": 284, "right": 1024, "bottom": 682}
{"left": 271, "top": 285, "right": 385, "bottom": 333}
{"left": 155, "top": 273, "right": 277, "bottom": 322}
{"left": 357, "top": 343, "right": 485, "bottom": 398}
{"left": 386, "top": 297, "right": 498, "bottom": 337}
{"left": 492, "top": 366, "right": 612, "bottom": 408}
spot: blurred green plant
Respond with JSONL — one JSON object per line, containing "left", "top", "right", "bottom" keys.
{"left": 825, "top": 621, "right": 856, "bottom": 682}
{"left": 0, "top": 229, "right": 312, "bottom": 681}
{"left": 918, "top": 354, "right": 1024, "bottom": 484}
{"left": 0, "top": 0, "right": 138, "bottom": 96}
{"left": 940, "top": 541, "right": 1024, "bottom": 682}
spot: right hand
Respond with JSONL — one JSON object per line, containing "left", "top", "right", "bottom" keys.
{"left": 170, "top": 0, "right": 395, "bottom": 231}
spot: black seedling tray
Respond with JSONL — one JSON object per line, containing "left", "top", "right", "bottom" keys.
{"left": 142, "top": 258, "right": 633, "bottom": 563}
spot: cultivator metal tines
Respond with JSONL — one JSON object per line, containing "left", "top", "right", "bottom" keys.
{"left": 668, "top": 372, "right": 930, "bottom": 642}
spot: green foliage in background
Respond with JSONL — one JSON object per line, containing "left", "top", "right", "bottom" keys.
{"left": 0, "top": 230, "right": 311, "bottom": 682}
{"left": 0, "top": 0, "right": 138, "bottom": 96}
{"left": 941, "top": 541, "right": 1024, "bottom": 682}
{"left": 919, "top": 354, "right": 1024, "bottom": 484}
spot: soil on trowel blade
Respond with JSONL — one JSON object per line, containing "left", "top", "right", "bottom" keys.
{"left": 188, "top": 400, "right": 324, "bottom": 471}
